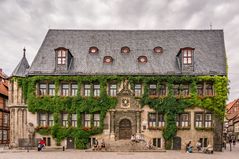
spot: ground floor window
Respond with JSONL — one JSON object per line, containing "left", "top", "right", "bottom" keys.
{"left": 152, "top": 138, "right": 161, "bottom": 148}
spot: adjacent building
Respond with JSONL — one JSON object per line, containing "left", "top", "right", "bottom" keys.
{"left": 9, "top": 30, "right": 228, "bottom": 151}
{"left": 0, "top": 69, "right": 9, "bottom": 145}
{"left": 226, "top": 99, "right": 239, "bottom": 141}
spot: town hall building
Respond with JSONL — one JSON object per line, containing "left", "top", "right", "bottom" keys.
{"left": 9, "top": 30, "right": 227, "bottom": 151}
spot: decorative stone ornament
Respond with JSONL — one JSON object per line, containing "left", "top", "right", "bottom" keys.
{"left": 121, "top": 98, "right": 130, "bottom": 108}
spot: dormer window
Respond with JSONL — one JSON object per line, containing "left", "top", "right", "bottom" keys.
{"left": 89, "top": 47, "right": 99, "bottom": 54}
{"left": 181, "top": 48, "right": 194, "bottom": 65}
{"left": 154, "top": 47, "right": 163, "bottom": 53}
{"left": 103, "top": 56, "right": 113, "bottom": 64}
{"left": 138, "top": 56, "right": 147, "bottom": 63}
{"left": 57, "top": 50, "right": 66, "bottom": 65}
{"left": 121, "top": 46, "right": 130, "bottom": 54}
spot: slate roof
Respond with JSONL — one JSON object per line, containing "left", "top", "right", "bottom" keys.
{"left": 12, "top": 51, "right": 30, "bottom": 77}
{"left": 27, "top": 29, "right": 227, "bottom": 76}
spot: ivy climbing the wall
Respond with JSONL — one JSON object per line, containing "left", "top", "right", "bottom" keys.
{"left": 15, "top": 75, "right": 228, "bottom": 149}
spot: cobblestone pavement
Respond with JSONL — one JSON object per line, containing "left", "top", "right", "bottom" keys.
{"left": 0, "top": 143, "right": 238, "bottom": 159}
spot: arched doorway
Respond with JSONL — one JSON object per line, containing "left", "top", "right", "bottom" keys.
{"left": 119, "top": 119, "right": 132, "bottom": 139}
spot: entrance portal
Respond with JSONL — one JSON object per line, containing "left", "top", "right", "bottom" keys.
{"left": 119, "top": 119, "right": 132, "bottom": 139}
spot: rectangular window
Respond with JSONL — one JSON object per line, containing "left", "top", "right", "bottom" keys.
{"left": 181, "top": 84, "right": 189, "bottom": 96}
{"left": 57, "top": 50, "right": 66, "bottom": 65}
{"left": 109, "top": 84, "right": 117, "bottom": 96}
{"left": 181, "top": 113, "right": 189, "bottom": 127}
{"left": 48, "top": 114, "right": 54, "bottom": 126}
{"left": 93, "top": 84, "right": 100, "bottom": 97}
{"left": 71, "top": 84, "right": 78, "bottom": 96}
{"left": 197, "top": 84, "right": 203, "bottom": 96}
{"left": 39, "top": 113, "right": 47, "bottom": 126}
{"left": 3, "top": 130, "right": 7, "bottom": 141}
{"left": 205, "top": 113, "right": 212, "bottom": 128}
{"left": 62, "top": 113, "right": 68, "bottom": 127}
{"left": 39, "top": 83, "right": 47, "bottom": 96}
{"left": 62, "top": 84, "right": 69, "bottom": 96}
{"left": 158, "top": 114, "right": 164, "bottom": 127}
{"left": 159, "top": 84, "right": 166, "bottom": 96}
{"left": 183, "top": 49, "right": 192, "bottom": 64}
{"left": 195, "top": 113, "right": 203, "bottom": 128}
{"left": 148, "top": 113, "right": 156, "bottom": 127}
{"left": 93, "top": 114, "right": 100, "bottom": 127}
{"left": 134, "top": 84, "right": 142, "bottom": 97}
{"left": 3, "top": 113, "right": 9, "bottom": 127}
{"left": 84, "top": 84, "right": 91, "bottom": 96}
{"left": 173, "top": 84, "right": 180, "bottom": 96}
{"left": 153, "top": 138, "right": 161, "bottom": 148}
{"left": 48, "top": 84, "right": 55, "bottom": 96}
{"left": 84, "top": 114, "right": 91, "bottom": 127}
{"left": 149, "top": 84, "right": 157, "bottom": 96}
{"left": 205, "top": 83, "right": 213, "bottom": 96}
{"left": 71, "top": 114, "right": 77, "bottom": 127}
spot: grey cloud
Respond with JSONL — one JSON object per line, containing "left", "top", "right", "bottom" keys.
{"left": 0, "top": 0, "right": 238, "bottom": 101}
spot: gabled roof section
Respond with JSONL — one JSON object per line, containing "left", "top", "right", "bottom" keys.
{"left": 12, "top": 48, "right": 30, "bottom": 77}
{"left": 226, "top": 99, "right": 239, "bottom": 111}
{"left": 28, "top": 29, "right": 227, "bottom": 76}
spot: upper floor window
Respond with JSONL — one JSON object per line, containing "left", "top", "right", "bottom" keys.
{"left": 61, "top": 84, "right": 69, "bottom": 96}
{"left": 109, "top": 83, "right": 117, "bottom": 96}
{"left": 3, "top": 113, "right": 9, "bottom": 127}
{"left": 181, "top": 84, "right": 189, "bottom": 96}
{"left": 71, "top": 83, "right": 78, "bottom": 96}
{"left": 159, "top": 84, "right": 167, "bottom": 96}
{"left": 173, "top": 84, "right": 180, "bottom": 96}
{"left": 93, "top": 84, "right": 100, "bottom": 97}
{"left": 62, "top": 113, "right": 68, "bottom": 127}
{"left": 195, "top": 113, "right": 203, "bottom": 128}
{"left": 121, "top": 46, "right": 130, "bottom": 54}
{"left": 205, "top": 82, "right": 213, "bottom": 96}
{"left": 39, "top": 113, "right": 47, "bottom": 127}
{"left": 39, "top": 83, "right": 47, "bottom": 96}
{"left": 182, "top": 48, "right": 194, "bottom": 65}
{"left": 149, "top": 84, "right": 157, "bottom": 96}
{"left": 38, "top": 113, "right": 54, "bottom": 127}
{"left": 48, "top": 114, "right": 54, "bottom": 126}
{"left": 197, "top": 83, "right": 203, "bottom": 96}
{"left": 148, "top": 112, "right": 164, "bottom": 128}
{"left": 38, "top": 82, "right": 55, "bottom": 96}
{"left": 93, "top": 113, "right": 100, "bottom": 127}
{"left": 57, "top": 49, "right": 66, "bottom": 65}
{"left": 195, "top": 112, "right": 212, "bottom": 128}
{"left": 84, "top": 84, "right": 91, "bottom": 96}
{"left": 176, "top": 113, "right": 190, "bottom": 128}
{"left": 84, "top": 114, "right": 91, "bottom": 127}
{"left": 71, "top": 114, "right": 77, "bottom": 127}
{"left": 205, "top": 113, "right": 212, "bottom": 128}
{"left": 48, "top": 83, "right": 55, "bottom": 96}
{"left": 134, "top": 84, "right": 142, "bottom": 97}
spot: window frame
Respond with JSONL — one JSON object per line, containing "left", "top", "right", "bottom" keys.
{"left": 149, "top": 84, "right": 157, "bottom": 96}
{"left": 182, "top": 48, "right": 194, "bottom": 65}
{"left": 56, "top": 49, "right": 67, "bottom": 65}
{"left": 93, "top": 84, "right": 100, "bottom": 97}
{"left": 109, "top": 83, "right": 117, "bottom": 96}
{"left": 134, "top": 84, "right": 142, "bottom": 97}
{"left": 84, "top": 84, "right": 91, "bottom": 97}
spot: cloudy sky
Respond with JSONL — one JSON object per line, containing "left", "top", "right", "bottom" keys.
{"left": 0, "top": 0, "right": 238, "bottom": 102}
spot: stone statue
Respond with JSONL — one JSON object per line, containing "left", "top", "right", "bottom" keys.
{"left": 27, "top": 122, "right": 35, "bottom": 146}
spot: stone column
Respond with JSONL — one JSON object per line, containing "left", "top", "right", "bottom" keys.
{"left": 110, "top": 111, "right": 115, "bottom": 140}
{"left": 136, "top": 111, "right": 141, "bottom": 134}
